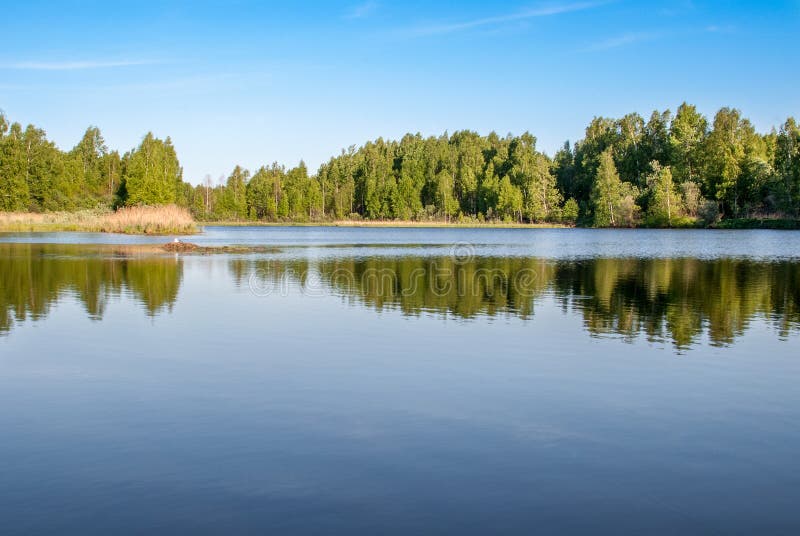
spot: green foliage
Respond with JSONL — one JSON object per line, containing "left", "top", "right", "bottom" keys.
{"left": 1, "top": 106, "right": 798, "bottom": 226}
{"left": 712, "top": 218, "right": 800, "bottom": 229}
{"left": 561, "top": 198, "right": 579, "bottom": 224}
{"left": 698, "top": 199, "right": 722, "bottom": 225}
{"left": 0, "top": 122, "right": 31, "bottom": 211}
{"left": 217, "top": 166, "right": 249, "bottom": 220}
{"left": 679, "top": 181, "right": 703, "bottom": 217}
{"left": 497, "top": 176, "right": 523, "bottom": 222}
{"left": 586, "top": 149, "right": 642, "bottom": 227}
{"left": 645, "top": 162, "right": 682, "bottom": 226}
{"left": 773, "top": 118, "right": 800, "bottom": 215}
{"left": 670, "top": 102, "right": 707, "bottom": 184}
{"left": 118, "top": 133, "right": 180, "bottom": 207}
{"left": 246, "top": 164, "right": 282, "bottom": 220}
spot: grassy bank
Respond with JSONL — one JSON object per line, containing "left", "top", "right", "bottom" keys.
{"left": 0, "top": 205, "right": 197, "bottom": 235}
{"left": 3, "top": 209, "right": 797, "bottom": 234}
{"left": 197, "top": 218, "right": 800, "bottom": 230}
{"left": 711, "top": 218, "right": 800, "bottom": 230}
{"left": 200, "top": 219, "right": 572, "bottom": 229}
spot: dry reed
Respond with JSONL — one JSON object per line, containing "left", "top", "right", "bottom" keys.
{"left": 0, "top": 205, "right": 197, "bottom": 235}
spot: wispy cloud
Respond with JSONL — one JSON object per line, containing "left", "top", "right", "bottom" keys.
{"left": 588, "top": 31, "right": 660, "bottom": 50}
{"left": 587, "top": 23, "right": 734, "bottom": 52}
{"left": 404, "top": 1, "right": 607, "bottom": 37}
{"left": 345, "top": 1, "right": 379, "bottom": 20}
{"left": 705, "top": 24, "right": 736, "bottom": 34}
{"left": 100, "top": 73, "right": 245, "bottom": 93}
{"left": 658, "top": 0, "right": 695, "bottom": 17}
{"left": 0, "top": 59, "right": 157, "bottom": 71}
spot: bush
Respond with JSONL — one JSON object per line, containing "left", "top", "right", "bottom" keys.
{"left": 712, "top": 218, "right": 800, "bottom": 229}
{"left": 561, "top": 198, "right": 579, "bottom": 224}
{"left": 698, "top": 200, "right": 722, "bottom": 226}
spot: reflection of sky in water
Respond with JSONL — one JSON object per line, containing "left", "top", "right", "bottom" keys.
{"left": 3, "top": 226, "right": 800, "bottom": 260}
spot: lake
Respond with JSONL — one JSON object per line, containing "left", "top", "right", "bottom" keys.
{"left": 1, "top": 227, "right": 799, "bottom": 534}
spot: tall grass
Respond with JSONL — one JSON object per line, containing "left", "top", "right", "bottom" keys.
{"left": 99, "top": 205, "right": 196, "bottom": 234}
{"left": 0, "top": 205, "right": 197, "bottom": 234}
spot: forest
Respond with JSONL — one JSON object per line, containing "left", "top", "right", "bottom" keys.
{"left": 1, "top": 103, "right": 799, "bottom": 227}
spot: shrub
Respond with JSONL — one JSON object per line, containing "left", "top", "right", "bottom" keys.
{"left": 561, "top": 198, "right": 579, "bottom": 224}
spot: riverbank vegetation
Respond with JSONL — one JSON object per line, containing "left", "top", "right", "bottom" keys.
{"left": 1, "top": 104, "right": 798, "bottom": 228}
{"left": 0, "top": 205, "right": 195, "bottom": 234}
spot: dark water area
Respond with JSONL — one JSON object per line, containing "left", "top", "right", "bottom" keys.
{"left": 1, "top": 228, "right": 799, "bottom": 534}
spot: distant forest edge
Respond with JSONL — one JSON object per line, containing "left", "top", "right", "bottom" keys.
{"left": 1, "top": 104, "right": 799, "bottom": 228}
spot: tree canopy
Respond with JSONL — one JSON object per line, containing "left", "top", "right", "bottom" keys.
{"left": 1, "top": 104, "right": 798, "bottom": 226}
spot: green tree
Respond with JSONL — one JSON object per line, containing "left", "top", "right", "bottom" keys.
{"left": 591, "top": 149, "right": 628, "bottom": 227}
{"left": 71, "top": 126, "right": 108, "bottom": 204}
{"left": 553, "top": 141, "right": 578, "bottom": 202}
{"left": 2, "top": 106, "right": 798, "bottom": 228}
{"left": 642, "top": 109, "right": 672, "bottom": 168}
{"left": 20, "top": 124, "right": 76, "bottom": 212}
{"left": 680, "top": 181, "right": 704, "bottom": 218}
{"left": 508, "top": 133, "right": 562, "bottom": 222}
{"left": 497, "top": 176, "right": 523, "bottom": 222}
{"left": 572, "top": 117, "right": 619, "bottom": 206}
{"left": 646, "top": 161, "right": 681, "bottom": 226}
{"left": 247, "top": 164, "right": 284, "bottom": 220}
{"left": 306, "top": 179, "right": 323, "bottom": 219}
{"left": 615, "top": 112, "right": 646, "bottom": 186}
{"left": 479, "top": 162, "right": 500, "bottom": 219}
{"left": 0, "top": 120, "right": 31, "bottom": 211}
{"left": 669, "top": 102, "right": 707, "bottom": 184}
{"left": 119, "top": 133, "right": 180, "bottom": 206}
{"left": 218, "top": 166, "right": 249, "bottom": 220}
{"left": 453, "top": 131, "right": 485, "bottom": 215}
{"left": 284, "top": 161, "right": 311, "bottom": 219}
{"left": 702, "top": 108, "right": 747, "bottom": 216}
{"left": 773, "top": 118, "right": 800, "bottom": 215}
{"left": 561, "top": 198, "right": 579, "bottom": 224}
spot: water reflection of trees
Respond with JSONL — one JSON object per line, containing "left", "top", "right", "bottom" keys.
{"left": 236, "top": 256, "right": 800, "bottom": 348}
{"left": 2, "top": 243, "right": 797, "bottom": 348}
{"left": 553, "top": 258, "right": 800, "bottom": 347}
{"left": 0, "top": 244, "right": 182, "bottom": 335}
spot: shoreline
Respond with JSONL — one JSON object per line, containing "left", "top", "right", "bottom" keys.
{"left": 198, "top": 220, "right": 573, "bottom": 229}
{"left": 1, "top": 214, "right": 798, "bottom": 234}
{"left": 0, "top": 242, "right": 281, "bottom": 256}
{"left": 197, "top": 219, "right": 800, "bottom": 230}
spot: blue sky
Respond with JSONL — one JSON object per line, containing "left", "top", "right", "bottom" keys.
{"left": 1, "top": 0, "right": 798, "bottom": 184}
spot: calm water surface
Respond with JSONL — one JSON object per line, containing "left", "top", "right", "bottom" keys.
{"left": 1, "top": 228, "right": 799, "bottom": 534}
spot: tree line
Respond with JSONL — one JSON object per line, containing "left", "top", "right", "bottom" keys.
{"left": 1, "top": 104, "right": 798, "bottom": 226}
